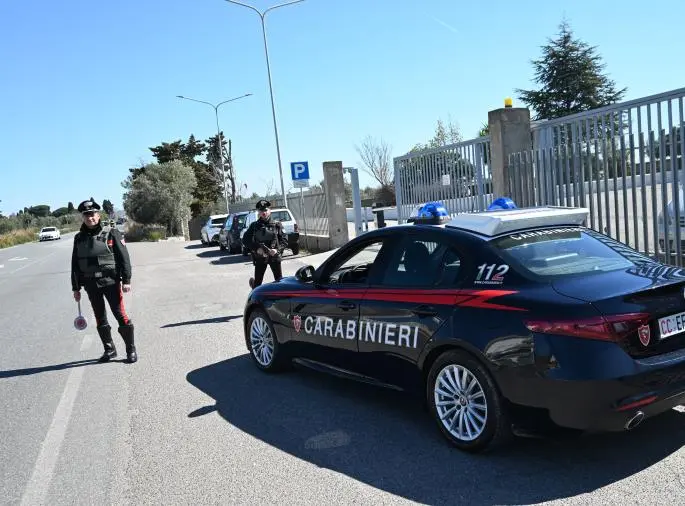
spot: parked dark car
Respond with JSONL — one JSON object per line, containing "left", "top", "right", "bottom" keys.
{"left": 221, "top": 211, "right": 249, "bottom": 254}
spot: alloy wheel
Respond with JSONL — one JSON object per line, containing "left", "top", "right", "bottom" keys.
{"left": 250, "top": 317, "right": 274, "bottom": 367}
{"left": 434, "top": 364, "right": 488, "bottom": 441}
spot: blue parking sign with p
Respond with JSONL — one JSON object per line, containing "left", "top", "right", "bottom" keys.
{"left": 290, "top": 161, "right": 309, "bottom": 181}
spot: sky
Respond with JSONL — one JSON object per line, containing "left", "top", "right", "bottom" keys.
{"left": 1, "top": 0, "right": 685, "bottom": 215}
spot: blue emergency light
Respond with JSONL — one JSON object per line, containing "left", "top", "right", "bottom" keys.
{"left": 487, "top": 197, "right": 518, "bottom": 211}
{"left": 408, "top": 201, "right": 450, "bottom": 225}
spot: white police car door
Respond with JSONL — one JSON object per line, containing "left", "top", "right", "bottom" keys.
{"left": 357, "top": 231, "right": 466, "bottom": 389}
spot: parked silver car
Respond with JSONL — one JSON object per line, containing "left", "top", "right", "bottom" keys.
{"left": 201, "top": 214, "right": 228, "bottom": 245}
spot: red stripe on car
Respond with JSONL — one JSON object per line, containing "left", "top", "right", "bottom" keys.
{"left": 265, "top": 288, "right": 526, "bottom": 311}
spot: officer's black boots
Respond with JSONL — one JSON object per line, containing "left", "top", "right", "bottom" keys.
{"left": 118, "top": 324, "right": 137, "bottom": 363}
{"left": 96, "top": 324, "right": 117, "bottom": 362}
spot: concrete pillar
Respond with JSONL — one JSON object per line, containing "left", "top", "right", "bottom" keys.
{"left": 487, "top": 105, "right": 532, "bottom": 203}
{"left": 323, "top": 161, "right": 350, "bottom": 248}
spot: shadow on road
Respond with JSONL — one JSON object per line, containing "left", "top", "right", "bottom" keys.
{"left": 184, "top": 243, "right": 208, "bottom": 250}
{"left": 161, "top": 315, "right": 242, "bottom": 328}
{"left": 0, "top": 359, "right": 107, "bottom": 378}
{"left": 187, "top": 354, "right": 685, "bottom": 505}
{"left": 209, "top": 255, "right": 252, "bottom": 266}
{"left": 195, "top": 249, "right": 229, "bottom": 259}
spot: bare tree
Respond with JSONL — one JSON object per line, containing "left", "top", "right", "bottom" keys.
{"left": 234, "top": 180, "right": 249, "bottom": 201}
{"left": 355, "top": 135, "right": 393, "bottom": 187}
{"left": 262, "top": 178, "right": 277, "bottom": 198}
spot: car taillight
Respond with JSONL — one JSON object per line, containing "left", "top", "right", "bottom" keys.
{"left": 524, "top": 313, "right": 651, "bottom": 342}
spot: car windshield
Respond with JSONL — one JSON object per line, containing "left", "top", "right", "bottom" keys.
{"left": 211, "top": 218, "right": 225, "bottom": 226}
{"left": 42, "top": 227, "right": 56, "bottom": 232}
{"left": 490, "top": 227, "right": 652, "bottom": 279}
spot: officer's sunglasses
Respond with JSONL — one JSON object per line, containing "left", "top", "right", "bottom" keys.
{"left": 82, "top": 211, "right": 97, "bottom": 217}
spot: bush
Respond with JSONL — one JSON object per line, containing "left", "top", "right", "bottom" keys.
{"left": 123, "top": 223, "right": 167, "bottom": 242}
{"left": 147, "top": 230, "right": 165, "bottom": 241}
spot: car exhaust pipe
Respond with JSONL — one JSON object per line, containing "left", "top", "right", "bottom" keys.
{"left": 624, "top": 411, "right": 645, "bottom": 430}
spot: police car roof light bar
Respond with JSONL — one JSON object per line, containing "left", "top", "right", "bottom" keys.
{"left": 408, "top": 201, "right": 451, "bottom": 225}
{"left": 445, "top": 206, "right": 589, "bottom": 237}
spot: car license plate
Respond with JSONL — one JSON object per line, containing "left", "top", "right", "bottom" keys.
{"left": 658, "top": 312, "right": 685, "bottom": 339}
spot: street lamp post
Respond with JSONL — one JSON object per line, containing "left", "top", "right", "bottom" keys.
{"left": 222, "top": 0, "right": 305, "bottom": 208}
{"left": 176, "top": 93, "right": 252, "bottom": 213}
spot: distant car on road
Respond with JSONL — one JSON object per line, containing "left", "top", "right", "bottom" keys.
{"left": 38, "top": 227, "right": 61, "bottom": 241}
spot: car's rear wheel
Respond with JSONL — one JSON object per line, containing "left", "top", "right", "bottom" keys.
{"left": 247, "top": 309, "right": 286, "bottom": 372}
{"left": 427, "top": 350, "right": 511, "bottom": 453}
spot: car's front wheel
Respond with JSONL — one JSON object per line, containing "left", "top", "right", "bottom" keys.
{"left": 427, "top": 350, "right": 511, "bottom": 453}
{"left": 247, "top": 309, "right": 286, "bottom": 372}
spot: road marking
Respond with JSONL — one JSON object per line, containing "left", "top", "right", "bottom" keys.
{"left": 20, "top": 334, "right": 90, "bottom": 506}
{"left": 0, "top": 251, "right": 59, "bottom": 284}
{"left": 9, "top": 257, "right": 28, "bottom": 261}
{"left": 80, "top": 333, "right": 94, "bottom": 351}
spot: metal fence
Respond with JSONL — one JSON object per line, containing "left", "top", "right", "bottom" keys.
{"left": 227, "top": 197, "right": 286, "bottom": 214}
{"left": 228, "top": 191, "right": 329, "bottom": 236}
{"left": 393, "top": 136, "right": 494, "bottom": 222}
{"left": 508, "top": 86, "right": 685, "bottom": 264}
{"left": 287, "top": 189, "right": 329, "bottom": 236}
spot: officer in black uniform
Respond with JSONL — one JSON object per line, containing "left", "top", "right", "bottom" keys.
{"left": 71, "top": 199, "right": 137, "bottom": 363}
{"left": 242, "top": 199, "right": 288, "bottom": 288}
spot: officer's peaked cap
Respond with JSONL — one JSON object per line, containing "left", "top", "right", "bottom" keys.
{"left": 255, "top": 199, "right": 271, "bottom": 211}
{"left": 77, "top": 199, "right": 101, "bottom": 213}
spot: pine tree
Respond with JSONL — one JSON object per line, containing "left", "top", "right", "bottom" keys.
{"left": 516, "top": 20, "right": 626, "bottom": 121}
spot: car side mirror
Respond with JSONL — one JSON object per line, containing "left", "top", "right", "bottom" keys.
{"left": 295, "top": 265, "right": 316, "bottom": 283}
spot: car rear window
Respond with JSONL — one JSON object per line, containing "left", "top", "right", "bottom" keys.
{"left": 42, "top": 227, "right": 56, "bottom": 232}
{"left": 211, "top": 218, "right": 226, "bottom": 226}
{"left": 490, "top": 227, "right": 650, "bottom": 279}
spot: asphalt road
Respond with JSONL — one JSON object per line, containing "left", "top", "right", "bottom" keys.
{"left": 2, "top": 235, "right": 685, "bottom": 505}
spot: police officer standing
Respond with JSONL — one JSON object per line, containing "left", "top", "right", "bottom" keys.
{"left": 242, "top": 200, "right": 288, "bottom": 288}
{"left": 71, "top": 200, "right": 137, "bottom": 363}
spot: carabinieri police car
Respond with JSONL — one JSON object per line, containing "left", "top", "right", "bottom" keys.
{"left": 242, "top": 201, "right": 685, "bottom": 453}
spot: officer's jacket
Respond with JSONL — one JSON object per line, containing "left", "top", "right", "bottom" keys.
{"left": 71, "top": 222, "right": 131, "bottom": 290}
{"left": 242, "top": 217, "right": 288, "bottom": 257}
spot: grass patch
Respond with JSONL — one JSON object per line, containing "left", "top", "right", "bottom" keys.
{"left": 0, "top": 228, "right": 38, "bottom": 249}
{"left": 0, "top": 225, "right": 82, "bottom": 249}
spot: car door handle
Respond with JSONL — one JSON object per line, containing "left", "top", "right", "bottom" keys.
{"left": 338, "top": 301, "right": 357, "bottom": 310}
{"left": 411, "top": 305, "right": 438, "bottom": 317}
